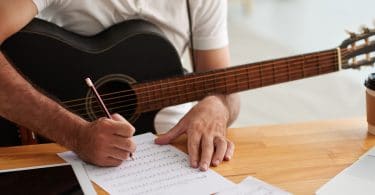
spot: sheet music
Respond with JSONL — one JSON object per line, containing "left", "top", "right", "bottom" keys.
{"left": 217, "top": 176, "right": 292, "bottom": 195}
{"left": 59, "top": 133, "right": 234, "bottom": 195}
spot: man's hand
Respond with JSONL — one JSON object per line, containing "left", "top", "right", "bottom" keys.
{"left": 74, "top": 113, "right": 136, "bottom": 167}
{"left": 155, "top": 95, "right": 235, "bottom": 171}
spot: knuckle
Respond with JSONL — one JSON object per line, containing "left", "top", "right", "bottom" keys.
{"left": 128, "top": 125, "right": 135, "bottom": 135}
{"left": 215, "top": 136, "right": 226, "bottom": 144}
{"left": 190, "top": 141, "right": 200, "bottom": 150}
{"left": 97, "top": 117, "right": 109, "bottom": 124}
{"left": 123, "top": 139, "right": 131, "bottom": 149}
{"left": 129, "top": 141, "right": 137, "bottom": 151}
{"left": 96, "top": 133, "right": 108, "bottom": 144}
{"left": 227, "top": 139, "right": 235, "bottom": 148}
{"left": 189, "top": 120, "right": 205, "bottom": 130}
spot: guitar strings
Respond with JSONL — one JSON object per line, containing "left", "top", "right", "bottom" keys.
{"left": 77, "top": 64, "right": 339, "bottom": 119}
{"left": 69, "top": 57, "right": 338, "bottom": 114}
{"left": 63, "top": 49, "right": 344, "bottom": 109}
{"left": 64, "top": 50, "right": 342, "bottom": 110}
{"left": 71, "top": 62, "right": 338, "bottom": 118}
{"left": 65, "top": 53, "right": 341, "bottom": 117}
{"left": 62, "top": 49, "right": 342, "bottom": 105}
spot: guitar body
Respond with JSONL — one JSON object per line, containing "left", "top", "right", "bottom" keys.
{"left": 0, "top": 19, "right": 184, "bottom": 146}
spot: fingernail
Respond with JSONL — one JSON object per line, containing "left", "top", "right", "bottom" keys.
{"left": 213, "top": 160, "right": 220, "bottom": 166}
{"left": 191, "top": 161, "right": 198, "bottom": 168}
{"left": 224, "top": 156, "right": 231, "bottom": 161}
{"left": 200, "top": 163, "right": 208, "bottom": 171}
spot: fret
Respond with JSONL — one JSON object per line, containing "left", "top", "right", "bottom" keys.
{"left": 191, "top": 77, "right": 199, "bottom": 100}
{"left": 218, "top": 73, "right": 226, "bottom": 94}
{"left": 170, "top": 79, "right": 179, "bottom": 105}
{"left": 223, "top": 71, "right": 228, "bottom": 94}
{"left": 161, "top": 80, "right": 168, "bottom": 107}
{"left": 181, "top": 80, "right": 188, "bottom": 102}
{"left": 203, "top": 75, "right": 208, "bottom": 94}
{"left": 236, "top": 68, "right": 248, "bottom": 92}
{"left": 246, "top": 67, "right": 251, "bottom": 89}
{"left": 149, "top": 82, "right": 158, "bottom": 111}
{"left": 234, "top": 72, "right": 238, "bottom": 93}
{"left": 317, "top": 53, "right": 321, "bottom": 75}
{"left": 159, "top": 81, "right": 165, "bottom": 108}
{"left": 314, "top": 52, "right": 322, "bottom": 76}
{"left": 192, "top": 78, "right": 199, "bottom": 100}
{"left": 185, "top": 81, "right": 193, "bottom": 102}
{"left": 286, "top": 58, "right": 292, "bottom": 81}
{"left": 250, "top": 66, "right": 261, "bottom": 88}
{"left": 175, "top": 79, "right": 182, "bottom": 104}
{"left": 213, "top": 74, "right": 218, "bottom": 93}
{"left": 272, "top": 62, "right": 276, "bottom": 84}
{"left": 259, "top": 64, "right": 263, "bottom": 87}
{"left": 144, "top": 84, "right": 151, "bottom": 112}
{"left": 302, "top": 54, "right": 306, "bottom": 78}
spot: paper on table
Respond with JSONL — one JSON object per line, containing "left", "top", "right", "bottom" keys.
{"left": 59, "top": 133, "right": 234, "bottom": 195}
{"left": 217, "top": 176, "right": 292, "bottom": 195}
{"left": 362, "top": 146, "right": 375, "bottom": 158}
{"left": 316, "top": 146, "right": 375, "bottom": 195}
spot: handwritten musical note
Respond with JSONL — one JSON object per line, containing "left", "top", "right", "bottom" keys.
{"left": 59, "top": 133, "right": 234, "bottom": 195}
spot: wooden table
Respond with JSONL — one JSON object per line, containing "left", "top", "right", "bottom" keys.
{"left": 1, "top": 117, "right": 374, "bottom": 195}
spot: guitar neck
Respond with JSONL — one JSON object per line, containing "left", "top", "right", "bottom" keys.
{"left": 135, "top": 48, "right": 340, "bottom": 113}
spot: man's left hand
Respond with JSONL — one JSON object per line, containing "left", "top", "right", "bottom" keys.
{"left": 155, "top": 95, "right": 235, "bottom": 171}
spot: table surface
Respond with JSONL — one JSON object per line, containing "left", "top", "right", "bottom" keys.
{"left": 1, "top": 117, "right": 374, "bottom": 195}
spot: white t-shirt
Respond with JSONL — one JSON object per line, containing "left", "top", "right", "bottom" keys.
{"left": 32, "top": 0, "right": 228, "bottom": 55}
{"left": 31, "top": 0, "right": 229, "bottom": 133}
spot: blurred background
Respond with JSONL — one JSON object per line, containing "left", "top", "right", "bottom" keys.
{"left": 225, "top": 0, "right": 375, "bottom": 127}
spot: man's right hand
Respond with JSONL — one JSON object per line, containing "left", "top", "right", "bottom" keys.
{"left": 74, "top": 113, "right": 136, "bottom": 166}
{"left": 0, "top": 0, "right": 136, "bottom": 167}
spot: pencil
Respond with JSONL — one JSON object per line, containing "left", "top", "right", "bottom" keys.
{"left": 85, "top": 77, "right": 134, "bottom": 160}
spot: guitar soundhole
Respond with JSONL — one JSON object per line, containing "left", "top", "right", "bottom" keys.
{"left": 85, "top": 74, "right": 138, "bottom": 123}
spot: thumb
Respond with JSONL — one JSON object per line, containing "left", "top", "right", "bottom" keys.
{"left": 111, "top": 113, "right": 127, "bottom": 122}
{"left": 155, "top": 123, "right": 185, "bottom": 145}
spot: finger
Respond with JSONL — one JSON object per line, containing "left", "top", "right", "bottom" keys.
{"left": 154, "top": 122, "right": 185, "bottom": 145}
{"left": 111, "top": 113, "right": 127, "bottom": 122}
{"left": 109, "top": 147, "right": 130, "bottom": 161}
{"left": 199, "top": 136, "right": 214, "bottom": 171}
{"left": 224, "top": 139, "right": 235, "bottom": 161}
{"left": 112, "top": 122, "right": 135, "bottom": 137}
{"left": 112, "top": 136, "right": 137, "bottom": 153}
{"left": 187, "top": 132, "right": 201, "bottom": 168}
{"left": 105, "top": 156, "right": 124, "bottom": 167}
{"left": 211, "top": 137, "right": 227, "bottom": 167}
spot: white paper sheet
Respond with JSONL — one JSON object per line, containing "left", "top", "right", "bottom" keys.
{"left": 217, "top": 176, "right": 292, "bottom": 195}
{"left": 59, "top": 133, "right": 234, "bottom": 195}
{"left": 316, "top": 146, "right": 375, "bottom": 195}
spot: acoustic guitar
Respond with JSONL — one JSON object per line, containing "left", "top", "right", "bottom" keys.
{"left": 0, "top": 19, "right": 374, "bottom": 146}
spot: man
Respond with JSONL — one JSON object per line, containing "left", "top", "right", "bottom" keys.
{"left": 0, "top": 0, "right": 240, "bottom": 171}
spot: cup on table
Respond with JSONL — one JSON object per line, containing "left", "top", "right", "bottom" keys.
{"left": 365, "top": 73, "right": 375, "bottom": 135}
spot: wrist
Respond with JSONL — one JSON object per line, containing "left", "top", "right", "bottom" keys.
{"left": 203, "top": 93, "right": 240, "bottom": 126}
{"left": 203, "top": 95, "right": 231, "bottom": 125}
{"left": 68, "top": 119, "right": 89, "bottom": 151}
{"left": 50, "top": 106, "right": 89, "bottom": 151}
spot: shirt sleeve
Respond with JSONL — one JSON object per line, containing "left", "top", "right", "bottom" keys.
{"left": 191, "top": 0, "right": 229, "bottom": 50}
{"left": 32, "top": 0, "right": 55, "bottom": 13}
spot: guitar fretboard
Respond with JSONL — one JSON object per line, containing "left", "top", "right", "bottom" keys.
{"left": 134, "top": 49, "right": 340, "bottom": 113}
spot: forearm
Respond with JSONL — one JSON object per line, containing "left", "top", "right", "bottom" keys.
{"left": 0, "top": 52, "right": 87, "bottom": 148}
